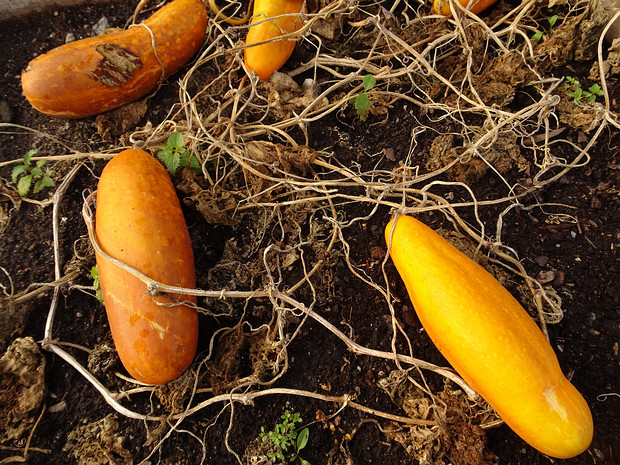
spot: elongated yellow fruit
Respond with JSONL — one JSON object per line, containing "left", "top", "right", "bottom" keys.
{"left": 385, "top": 215, "right": 593, "bottom": 459}
{"left": 244, "top": 0, "right": 305, "bottom": 80}
{"left": 21, "top": 0, "right": 208, "bottom": 118}
{"left": 95, "top": 149, "right": 198, "bottom": 384}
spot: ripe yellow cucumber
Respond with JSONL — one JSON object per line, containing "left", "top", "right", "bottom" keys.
{"left": 244, "top": 0, "right": 305, "bottom": 80}
{"left": 95, "top": 149, "right": 198, "bottom": 384}
{"left": 21, "top": 0, "right": 208, "bottom": 118}
{"left": 385, "top": 215, "right": 593, "bottom": 458}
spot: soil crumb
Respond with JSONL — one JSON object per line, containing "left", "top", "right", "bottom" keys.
{"left": 0, "top": 336, "right": 46, "bottom": 443}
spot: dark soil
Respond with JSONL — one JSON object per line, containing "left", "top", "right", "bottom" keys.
{"left": 0, "top": 1, "right": 618, "bottom": 465}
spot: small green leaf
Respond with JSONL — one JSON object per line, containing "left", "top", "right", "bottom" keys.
{"left": 11, "top": 164, "right": 28, "bottom": 183}
{"left": 157, "top": 148, "right": 180, "bottom": 175}
{"left": 158, "top": 147, "right": 173, "bottom": 159}
{"left": 38, "top": 175, "right": 55, "bottom": 190}
{"left": 31, "top": 166, "right": 43, "bottom": 178}
{"left": 167, "top": 131, "right": 185, "bottom": 149}
{"left": 548, "top": 14, "right": 558, "bottom": 29}
{"left": 362, "top": 74, "right": 376, "bottom": 92}
{"left": 588, "top": 83, "right": 603, "bottom": 97}
{"left": 300, "top": 459, "right": 311, "bottom": 465}
{"left": 189, "top": 155, "right": 202, "bottom": 175}
{"left": 36, "top": 159, "right": 47, "bottom": 168}
{"left": 532, "top": 31, "right": 543, "bottom": 42}
{"left": 569, "top": 88, "right": 583, "bottom": 105}
{"left": 169, "top": 153, "right": 181, "bottom": 175}
{"left": 180, "top": 150, "right": 202, "bottom": 174}
{"left": 297, "top": 427, "right": 309, "bottom": 451}
{"left": 17, "top": 174, "right": 33, "bottom": 196}
{"left": 565, "top": 76, "right": 579, "bottom": 89}
{"left": 91, "top": 265, "right": 104, "bottom": 304}
{"left": 33, "top": 176, "right": 55, "bottom": 194}
{"left": 23, "top": 149, "right": 38, "bottom": 165}
{"left": 354, "top": 93, "right": 372, "bottom": 121}
{"left": 179, "top": 149, "right": 190, "bottom": 165}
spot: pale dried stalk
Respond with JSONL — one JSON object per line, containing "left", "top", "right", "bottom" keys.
{"left": 178, "top": 387, "right": 437, "bottom": 426}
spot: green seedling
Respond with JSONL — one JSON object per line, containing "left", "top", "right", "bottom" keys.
{"left": 11, "top": 149, "right": 55, "bottom": 196}
{"left": 91, "top": 265, "right": 104, "bottom": 304}
{"left": 351, "top": 74, "right": 377, "bottom": 122}
{"left": 564, "top": 76, "right": 604, "bottom": 105}
{"left": 532, "top": 14, "right": 558, "bottom": 42}
{"left": 259, "top": 410, "right": 310, "bottom": 465}
{"left": 157, "top": 131, "right": 201, "bottom": 176}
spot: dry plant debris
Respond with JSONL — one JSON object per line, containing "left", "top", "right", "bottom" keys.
{"left": 64, "top": 414, "right": 133, "bottom": 465}
{"left": 0, "top": 337, "right": 46, "bottom": 444}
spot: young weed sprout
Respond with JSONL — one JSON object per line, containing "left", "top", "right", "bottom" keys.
{"left": 565, "top": 76, "right": 604, "bottom": 105}
{"left": 351, "top": 74, "right": 377, "bottom": 122}
{"left": 259, "top": 410, "right": 310, "bottom": 465}
{"left": 157, "top": 131, "right": 202, "bottom": 176}
{"left": 11, "top": 149, "right": 55, "bottom": 196}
